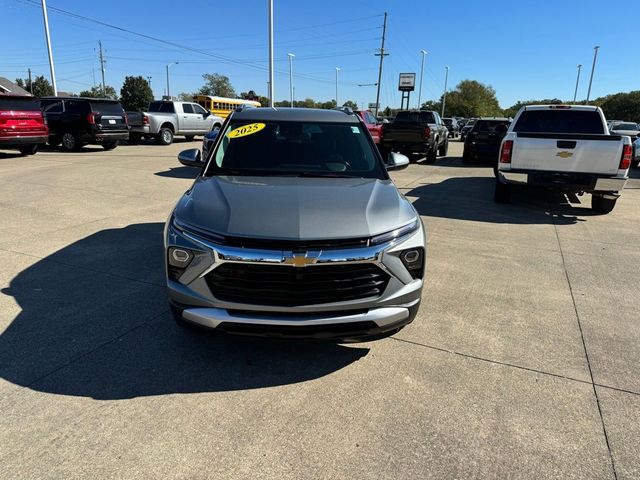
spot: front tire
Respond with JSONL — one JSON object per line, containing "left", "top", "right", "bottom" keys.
{"left": 19, "top": 144, "right": 38, "bottom": 156}
{"left": 438, "top": 138, "right": 449, "bottom": 157}
{"left": 591, "top": 194, "right": 617, "bottom": 213}
{"left": 424, "top": 144, "right": 437, "bottom": 164}
{"left": 156, "top": 127, "right": 174, "bottom": 145}
{"left": 494, "top": 178, "right": 511, "bottom": 203}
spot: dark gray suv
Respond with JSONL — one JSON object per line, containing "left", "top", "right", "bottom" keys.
{"left": 165, "top": 107, "right": 426, "bottom": 340}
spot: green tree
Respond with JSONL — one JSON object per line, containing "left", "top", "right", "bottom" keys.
{"left": 177, "top": 92, "right": 194, "bottom": 102}
{"left": 198, "top": 73, "right": 236, "bottom": 98}
{"left": 79, "top": 85, "right": 118, "bottom": 99}
{"left": 440, "top": 80, "right": 502, "bottom": 117}
{"left": 593, "top": 91, "right": 640, "bottom": 123}
{"left": 318, "top": 100, "right": 337, "bottom": 110}
{"left": 15, "top": 75, "right": 54, "bottom": 97}
{"left": 119, "top": 76, "right": 153, "bottom": 111}
{"left": 503, "top": 98, "right": 562, "bottom": 118}
{"left": 420, "top": 100, "right": 441, "bottom": 112}
{"left": 383, "top": 106, "right": 392, "bottom": 117}
{"left": 342, "top": 100, "right": 358, "bottom": 109}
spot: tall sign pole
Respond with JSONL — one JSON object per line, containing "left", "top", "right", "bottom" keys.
{"left": 441, "top": 66, "right": 449, "bottom": 118}
{"left": 417, "top": 50, "right": 427, "bottom": 109}
{"left": 374, "top": 12, "right": 388, "bottom": 117}
{"left": 288, "top": 53, "right": 295, "bottom": 107}
{"left": 268, "top": 0, "right": 274, "bottom": 107}
{"left": 573, "top": 64, "right": 582, "bottom": 103}
{"left": 98, "top": 41, "right": 106, "bottom": 97}
{"left": 586, "top": 46, "right": 600, "bottom": 103}
{"left": 40, "top": 0, "right": 57, "bottom": 96}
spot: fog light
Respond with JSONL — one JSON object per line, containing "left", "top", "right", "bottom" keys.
{"left": 168, "top": 247, "right": 193, "bottom": 267}
{"left": 400, "top": 247, "right": 424, "bottom": 279}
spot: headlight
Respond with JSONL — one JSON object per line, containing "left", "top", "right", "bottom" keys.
{"left": 370, "top": 219, "right": 419, "bottom": 245}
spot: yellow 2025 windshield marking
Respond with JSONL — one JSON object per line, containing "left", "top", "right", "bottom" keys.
{"left": 227, "top": 123, "right": 266, "bottom": 139}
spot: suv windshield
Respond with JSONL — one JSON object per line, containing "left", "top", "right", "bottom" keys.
{"left": 207, "top": 120, "right": 386, "bottom": 179}
{"left": 513, "top": 110, "right": 605, "bottom": 134}
{"left": 394, "top": 111, "right": 436, "bottom": 123}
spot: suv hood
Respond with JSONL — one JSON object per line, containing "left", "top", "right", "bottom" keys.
{"left": 174, "top": 176, "right": 417, "bottom": 241}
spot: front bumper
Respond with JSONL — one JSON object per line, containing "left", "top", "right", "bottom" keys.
{"left": 498, "top": 169, "right": 628, "bottom": 193}
{"left": 165, "top": 218, "right": 426, "bottom": 340}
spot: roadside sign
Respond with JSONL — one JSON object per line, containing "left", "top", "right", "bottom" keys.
{"left": 398, "top": 73, "right": 416, "bottom": 92}
{"left": 368, "top": 102, "right": 379, "bottom": 109}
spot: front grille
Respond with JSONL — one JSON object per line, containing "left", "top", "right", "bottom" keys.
{"left": 206, "top": 263, "right": 389, "bottom": 307}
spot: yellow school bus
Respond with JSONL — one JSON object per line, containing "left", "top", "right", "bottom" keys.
{"left": 194, "top": 95, "right": 261, "bottom": 119}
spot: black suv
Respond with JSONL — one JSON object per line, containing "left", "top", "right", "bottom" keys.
{"left": 442, "top": 117, "right": 459, "bottom": 138}
{"left": 462, "top": 118, "right": 511, "bottom": 164}
{"left": 41, "top": 97, "right": 129, "bottom": 151}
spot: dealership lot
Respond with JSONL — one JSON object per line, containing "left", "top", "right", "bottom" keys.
{"left": 1, "top": 141, "right": 639, "bottom": 479}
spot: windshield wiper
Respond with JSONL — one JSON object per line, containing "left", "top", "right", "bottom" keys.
{"left": 293, "top": 171, "right": 363, "bottom": 178}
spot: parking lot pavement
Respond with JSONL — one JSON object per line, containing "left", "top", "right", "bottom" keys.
{"left": 1, "top": 140, "right": 639, "bottom": 479}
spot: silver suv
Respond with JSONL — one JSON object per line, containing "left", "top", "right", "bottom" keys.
{"left": 165, "top": 107, "right": 426, "bottom": 340}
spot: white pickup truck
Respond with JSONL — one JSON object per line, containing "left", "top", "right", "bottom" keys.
{"left": 495, "top": 105, "right": 633, "bottom": 213}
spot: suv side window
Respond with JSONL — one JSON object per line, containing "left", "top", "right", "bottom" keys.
{"left": 66, "top": 100, "right": 87, "bottom": 115}
{"left": 182, "top": 104, "right": 194, "bottom": 114}
{"left": 43, "top": 100, "right": 63, "bottom": 113}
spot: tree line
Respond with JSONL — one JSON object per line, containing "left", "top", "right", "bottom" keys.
{"left": 14, "top": 74, "right": 640, "bottom": 122}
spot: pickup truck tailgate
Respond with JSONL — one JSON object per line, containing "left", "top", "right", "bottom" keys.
{"left": 511, "top": 133, "right": 623, "bottom": 175}
{"left": 385, "top": 125, "right": 424, "bottom": 142}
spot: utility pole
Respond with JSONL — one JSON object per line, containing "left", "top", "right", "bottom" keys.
{"left": 166, "top": 62, "right": 178, "bottom": 99}
{"left": 40, "top": 0, "right": 57, "bottom": 96}
{"left": 335, "top": 67, "right": 340, "bottom": 107}
{"left": 441, "top": 66, "right": 450, "bottom": 118}
{"left": 268, "top": 0, "right": 274, "bottom": 107}
{"left": 147, "top": 76, "right": 152, "bottom": 87}
{"left": 586, "top": 46, "right": 600, "bottom": 103}
{"left": 573, "top": 64, "right": 582, "bottom": 103}
{"left": 28, "top": 68, "right": 33, "bottom": 94}
{"left": 288, "top": 53, "right": 295, "bottom": 107}
{"left": 374, "top": 12, "right": 388, "bottom": 118}
{"left": 417, "top": 50, "right": 427, "bottom": 109}
{"left": 98, "top": 40, "right": 106, "bottom": 97}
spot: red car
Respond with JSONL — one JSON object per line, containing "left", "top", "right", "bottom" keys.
{"left": 0, "top": 94, "right": 48, "bottom": 155}
{"left": 354, "top": 110, "right": 382, "bottom": 145}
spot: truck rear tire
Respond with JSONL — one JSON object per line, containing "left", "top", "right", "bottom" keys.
{"left": 102, "top": 140, "right": 118, "bottom": 150}
{"left": 156, "top": 127, "right": 174, "bottom": 145}
{"left": 128, "top": 133, "right": 142, "bottom": 145}
{"left": 184, "top": 135, "right": 195, "bottom": 142}
{"left": 494, "top": 178, "right": 511, "bottom": 203}
{"left": 425, "top": 144, "right": 437, "bottom": 164}
{"left": 591, "top": 194, "right": 617, "bottom": 213}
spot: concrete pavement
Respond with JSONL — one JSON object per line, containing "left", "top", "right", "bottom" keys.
{"left": 1, "top": 140, "right": 638, "bottom": 479}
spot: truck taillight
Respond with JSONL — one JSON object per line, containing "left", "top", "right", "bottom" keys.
{"left": 124, "top": 113, "right": 129, "bottom": 125}
{"left": 500, "top": 140, "right": 514, "bottom": 163}
{"left": 620, "top": 145, "right": 632, "bottom": 170}
{"left": 423, "top": 126, "right": 431, "bottom": 139}
{"left": 86, "top": 112, "right": 96, "bottom": 125}
{"left": 142, "top": 115, "right": 149, "bottom": 125}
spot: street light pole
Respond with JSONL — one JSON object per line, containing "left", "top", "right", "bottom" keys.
{"left": 586, "top": 46, "right": 600, "bottom": 103}
{"left": 40, "top": 0, "right": 57, "bottom": 96}
{"left": 441, "top": 66, "right": 449, "bottom": 118}
{"left": 573, "top": 64, "right": 582, "bottom": 103}
{"left": 165, "top": 62, "right": 178, "bottom": 98}
{"left": 335, "top": 67, "right": 340, "bottom": 107}
{"left": 268, "top": 0, "right": 274, "bottom": 107}
{"left": 417, "top": 50, "right": 427, "bottom": 109}
{"left": 288, "top": 53, "right": 295, "bottom": 107}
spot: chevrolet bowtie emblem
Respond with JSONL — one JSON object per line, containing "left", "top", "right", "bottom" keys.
{"left": 556, "top": 151, "right": 573, "bottom": 158}
{"left": 282, "top": 251, "right": 321, "bottom": 267}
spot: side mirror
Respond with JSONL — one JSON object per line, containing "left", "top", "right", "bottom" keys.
{"left": 386, "top": 151, "right": 410, "bottom": 171}
{"left": 203, "top": 111, "right": 210, "bottom": 117}
{"left": 178, "top": 148, "right": 204, "bottom": 168}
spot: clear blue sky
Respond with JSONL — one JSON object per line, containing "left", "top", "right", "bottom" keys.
{"left": 1, "top": 0, "right": 638, "bottom": 109}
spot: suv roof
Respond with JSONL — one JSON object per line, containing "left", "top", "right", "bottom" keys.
{"left": 231, "top": 107, "right": 360, "bottom": 124}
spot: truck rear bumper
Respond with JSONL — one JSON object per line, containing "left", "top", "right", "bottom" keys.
{"left": 499, "top": 170, "right": 627, "bottom": 193}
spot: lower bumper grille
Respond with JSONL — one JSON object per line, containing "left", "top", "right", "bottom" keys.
{"left": 206, "top": 263, "right": 390, "bottom": 307}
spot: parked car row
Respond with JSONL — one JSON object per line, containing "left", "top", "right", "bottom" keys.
{"left": 0, "top": 94, "right": 224, "bottom": 155}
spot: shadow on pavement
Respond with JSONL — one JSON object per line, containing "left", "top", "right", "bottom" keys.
{"left": 155, "top": 166, "right": 200, "bottom": 179}
{"left": 0, "top": 223, "right": 368, "bottom": 400}
{"left": 405, "top": 176, "right": 600, "bottom": 225}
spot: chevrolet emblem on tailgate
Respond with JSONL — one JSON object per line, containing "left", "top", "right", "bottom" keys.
{"left": 556, "top": 151, "right": 574, "bottom": 158}
{"left": 282, "top": 251, "right": 321, "bottom": 267}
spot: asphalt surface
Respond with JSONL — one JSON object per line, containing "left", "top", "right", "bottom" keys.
{"left": 1, "top": 139, "right": 639, "bottom": 479}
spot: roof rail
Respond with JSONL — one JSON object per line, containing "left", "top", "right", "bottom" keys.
{"left": 333, "top": 106, "right": 354, "bottom": 115}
